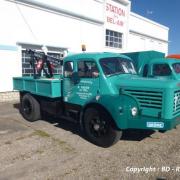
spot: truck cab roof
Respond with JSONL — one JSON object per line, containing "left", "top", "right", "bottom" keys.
{"left": 64, "top": 52, "right": 132, "bottom": 62}
{"left": 149, "top": 58, "right": 178, "bottom": 65}
{"left": 144, "top": 58, "right": 180, "bottom": 79}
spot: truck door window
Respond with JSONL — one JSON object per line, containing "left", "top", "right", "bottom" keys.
{"left": 78, "top": 61, "right": 99, "bottom": 78}
{"left": 64, "top": 61, "right": 74, "bottom": 78}
{"left": 153, "top": 64, "right": 171, "bottom": 76}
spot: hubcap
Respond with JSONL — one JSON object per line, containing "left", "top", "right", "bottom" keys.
{"left": 89, "top": 116, "right": 108, "bottom": 137}
{"left": 93, "top": 124, "right": 100, "bottom": 131}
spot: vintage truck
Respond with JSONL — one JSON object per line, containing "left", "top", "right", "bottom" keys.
{"left": 13, "top": 50, "right": 180, "bottom": 147}
{"left": 124, "top": 51, "right": 180, "bottom": 80}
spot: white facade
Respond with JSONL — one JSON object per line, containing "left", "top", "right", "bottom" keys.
{"left": 0, "top": 0, "right": 169, "bottom": 92}
{"left": 128, "top": 12, "right": 169, "bottom": 53}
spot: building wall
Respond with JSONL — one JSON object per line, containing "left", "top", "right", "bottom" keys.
{"left": 0, "top": 0, "right": 104, "bottom": 52}
{"left": 127, "top": 12, "right": 169, "bottom": 54}
{"left": 0, "top": 0, "right": 104, "bottom": 92}
{"left": 0, "top": 46, "right": 21, "bottom": 92}
{"left": 0, "top": 0, "right": 169, "bottom": 94}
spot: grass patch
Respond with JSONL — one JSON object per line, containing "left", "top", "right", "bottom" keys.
{"left": 20, "top": 129, "right": 76, "bottom": 153}
{"left": 54, "top": 138, "right": 74, "bottom": 153}
{"left": 35, "top": 149, "right": 44, "bottom": 154}
{"left": 5, "top": 141, "right": 12, "bottom": 145}
{"left": 16, "top": 136, "right": 27, "bottom": 141}
{"left": 33, "top": 130, "right": 50, "bottom": 138}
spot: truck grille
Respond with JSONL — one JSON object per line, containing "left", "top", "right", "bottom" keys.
{"left": 124, "top": 89, "right": 162, "bottom": 109}
{"left": 173, "top": 90, "right": 180, "bottom": 116}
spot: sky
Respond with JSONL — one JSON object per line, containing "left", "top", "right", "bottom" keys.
{"left": 130, "top": 0, "right": 180, "bottom": 54}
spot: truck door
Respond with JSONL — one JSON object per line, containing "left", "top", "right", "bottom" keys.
{"left": 63, "top": 60, "right": 100, "bottom": 106}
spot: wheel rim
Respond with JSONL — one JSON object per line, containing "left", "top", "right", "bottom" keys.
{"left": 23, "top": 99, "right": 32, "bottom": 115}
{"left": 89, "top": 115, "right": 108, "bottom": 138}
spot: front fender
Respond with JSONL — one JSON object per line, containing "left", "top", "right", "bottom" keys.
{"left": 82, "top": 95, "right": 139, "bottom": 129}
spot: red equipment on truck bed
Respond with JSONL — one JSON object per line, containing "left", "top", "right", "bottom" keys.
{"left": 166, "top": 54, "right": 180, "bottom": 59}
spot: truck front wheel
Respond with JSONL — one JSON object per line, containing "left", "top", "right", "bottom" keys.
{"left": 83, "top": 107, "right": 122, "bottom": 147}
{"left": 21, "top": 93, "right": 41, "bottom": 122}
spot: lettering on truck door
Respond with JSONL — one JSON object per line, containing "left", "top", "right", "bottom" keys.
{"left": 63, "top": 60, "right": 100, "bottom": 106}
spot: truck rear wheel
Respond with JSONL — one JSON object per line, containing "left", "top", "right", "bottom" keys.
{"left": 83, "top": 107, "right": 122, "bottom": 147}
{"left": 21, "top": 93, "right": 41, "bottom": 122}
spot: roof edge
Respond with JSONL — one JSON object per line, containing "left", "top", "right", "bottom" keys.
{"left": 130, "top": 12, "right": 169, "bottom": 30}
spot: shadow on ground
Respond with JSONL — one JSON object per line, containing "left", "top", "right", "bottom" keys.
{"left": 13, "top": 103, "right": 155, "bottom": 142}
{"left": 13, "top": 103, "right": 20, "bottom": 110}
{"left": 121, "top": 129, "right": 155, "bottom": 141}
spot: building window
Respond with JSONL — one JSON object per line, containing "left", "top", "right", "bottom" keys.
{"left": 105, "top": 29, "right": 122, "bottom": 49}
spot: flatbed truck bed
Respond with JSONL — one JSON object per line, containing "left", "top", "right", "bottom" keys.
{"left": 13, "top": 76, "right": 62, "bottom": 98}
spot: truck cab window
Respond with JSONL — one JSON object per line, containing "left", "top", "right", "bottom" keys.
{"left": 100, "top": 58, "right": 136, "bottom": 76}
{"left": 64, "top": 61, "right": 74, "bottom": 77}
{"left": 172, "top": 63, "right": 180, "bottom": 74}
{"left": 153, "top": 64, "right": 171, "bottom": 76}
{"left": 143, "top": 64, "right": 148, "bottom": 77}
{"left": 78, "top": 61, "right": 99, "bottom": 78}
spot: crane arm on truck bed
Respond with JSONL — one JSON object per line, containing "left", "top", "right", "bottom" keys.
{"left": 27, "top": 49, "right": 63, "bottom": 79}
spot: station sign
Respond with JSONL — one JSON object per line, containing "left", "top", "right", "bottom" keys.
{"left": 106, "top": 0, "right": 127, "bottom": 28}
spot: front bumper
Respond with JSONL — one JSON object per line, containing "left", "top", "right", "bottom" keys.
{"left": 125, "top": 116, "right": 180, "bottom": 130}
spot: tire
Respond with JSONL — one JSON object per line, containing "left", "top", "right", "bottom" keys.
{"left": 20, "top": 93, "right": 41, "bottom": 122}
{"left": 83, "top": 107, "right": 122, "bottom": 147}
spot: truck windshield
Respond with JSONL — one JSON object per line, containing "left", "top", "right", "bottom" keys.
{"left": 100, "top": 57, "right": 136, "bottom": 76}
{"left": 172, "top": 63, "right": 180, "bottom": 74}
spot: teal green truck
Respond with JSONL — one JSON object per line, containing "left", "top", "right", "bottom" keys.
{"left": 13, "top": 50, "right": 180, "bottom": 147}
{"left": 124, "top": 50, "right": 180, "bottom": 80}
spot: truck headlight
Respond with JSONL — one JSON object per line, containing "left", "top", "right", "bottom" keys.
{"left": 131, "top": 107, "right": 138, "bottom": 116}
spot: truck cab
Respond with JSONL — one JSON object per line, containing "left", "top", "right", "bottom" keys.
{"left": 124, "top": 51, "right": 180, "bottom": 80}
{"left": 13, "top": 51, "right": 180, "bottom": 147}
{"left": 63, "top": 53, "right": 136, "bottom": 106}
{"left": 143, "top": 58, "right": 180, "bottom": 80}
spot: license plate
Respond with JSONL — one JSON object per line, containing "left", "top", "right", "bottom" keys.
{"left": 147, "top": 122, "right": 164, "bottom": 128}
